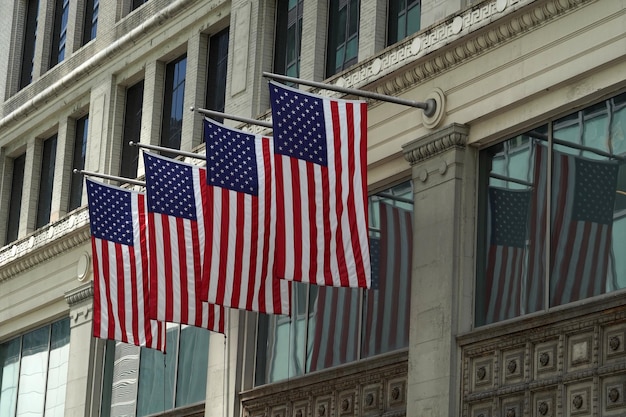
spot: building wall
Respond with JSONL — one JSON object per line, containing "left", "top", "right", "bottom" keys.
{"left": 1, "top": 0, "right": 625, "bottom": 417}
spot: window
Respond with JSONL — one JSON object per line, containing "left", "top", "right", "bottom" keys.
{"left": 205, "top": 28, "right": 229, "bottom": 124}
{"left": 120, "top": 81, "right": 144, "bottom": 179}
{"left": 0, "top": 318, "right": 70, "bottom": 417}
{"left": 255, "top": 181, "right": 413, "bottom": 384}
{"left": 160, "top": 54, "right": 187, "bottom": 154}
{"left": 387, "top": 0, "right": 420, "bottom": 46}
{"left": 274, "top": 0, "right": 303, "bottom": 79}
{"left": 476, "top": 92, "right": 626, "bottom": 326}
{"left": 20, "top": 0, "right": 40, "bottom": 89}
{"left": 326, "top": 0, "right": 360, "bottom": 78}
{"left": 6, "top": 154, "right": 26, "bottom": 244}
{"left": 36, "top": 135, "right": 57, "bottom": 229}
{"left": 131, "top": 0, "right": 148, "bottom": 11}
{"left": 50, "top": 0, "right": 70, "bottom": 68}
{"left": 82, "top": 0, "right": 99, "bottom": 45}
{"left": 101, "top": 324, "right": 210, "bottom": 416}
{"left": 69, "top": 115, "right": 89, "bottom": 211}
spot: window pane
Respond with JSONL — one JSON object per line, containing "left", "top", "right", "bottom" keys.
{"left": 69, "top": 116, "right": 89, "bottom": 211}
{"left": 175, "top": 326, "right": 209, "bottom": 407}
{"left": 16, "top": 326, "right": 50, "bottom": 417}
{"left": 136, "top": 325, "right": 177, "bottom": 416}
{"left": 362, "top": 197, "right": 413, "bottom": 358}
{"left": 255, "top": 283, "right": 306, "bottom": 384}
{"left": 83, "top": 0, "right": 99, "bottom": 44}
{"left": 0, "top": 338, "right": 21, "bottom": 417}
{"left": 121, "top": 81, "right": 144, "bottom": 179}
{"left": 406, "top": 2, "right": 421, "bottom": 36}
{"left": 6, "top": 154, "right": 26, "bottom": 244}
{"left": 306, "top": 285, "right": 359, "bottom": 373}
{"left": 206, "top": 28, "right": 229, "bottom": 124}
{"left": 20, "top": 0, "right": 39, "bottom": 89}
{"left": 160, "top": 55, "right": 187, "bottom": 154}
{"left": 37, "top": 135, "right": 58, "bottom": 229}
{"left": 44, "top": 319, "right": 70, "bottom": 417}
{"left": 50, "top": 0, "right": 70, "bottom": 67}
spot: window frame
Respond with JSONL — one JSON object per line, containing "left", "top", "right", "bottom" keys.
{"left": 326, "top": 0, "right": 360, "bottom": 78}
{"left": 36, "top": 134, "right": 58, "bottom": 229}
{"left": 387, "top": 0, "right": 421, "bottom": 46}
{"left": 205, "top": 28, "right": 229, "bottom": 125}
{"left": 49, "top": 0, "right": 70, "bottom": 68}
{"left": 160, "top": 54, "right": 187, "bottom": 155}
{"left": 120, "top": 80, "right": 144, "bottom": 179}
{"left": 68, "top": 115, "right": 89, "bottom": 212}
{"left": 19, "top": 0, "right": 40, "bottom": 90}
{"left": 6, "top": 154, "right": 26, "bottom": 244}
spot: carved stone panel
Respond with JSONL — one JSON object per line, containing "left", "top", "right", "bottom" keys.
{"left": 600, "top": 373, "right": 626, "bottom": 416}
{"left": 533, "top": 339, "right": 560, "bottom": 380}
{"left": 471, "top": 356, "right": 495, "bottom": 392}
{"left": 532, "top": 389, "right": 556, "bottom": 417}
{"left": 360, "top": 384, "right": 380, "bottom": 415}
{"left": 293, "top": 401, "right": 308, "bottom": 417}
{"left": 387, "top": 377, "right": 406, "bottom": 409}
{"left": 566, "top": 381, "right": 593, "bottom": 417}
{"left": 602, "top": 322, "right": 626, "bottom": 365}
{"left": 337, "top": 391, "right": 355, "bottom": 416}
{"left": 501, "top": 348, "right": 525, "bottom": 386}
{"left": 500, "top": 395, "right": 524, "bottom": 417}
{"left": 469, "top": 401, "right": 493, "bottom": 417}
{"left": 566, "top": 331, "right": 594, "bottom": 372}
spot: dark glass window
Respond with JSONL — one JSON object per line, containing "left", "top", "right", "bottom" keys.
{"left": 82, "top": 0, "right": 99, "bottom": 45}
{"left": 205, "top": 28, "right": 229, "bottom": 125}
{"left": 131, "top": 0, "right": 148, "bottom": 12}
{"left": 255, "top": 181, "right": 413, "bottom": 384}
{"left": 20, "top": 0, "right": 40, "bottom": 89}
{"left": 0, "top": 318, "right": 70, "bottom": 417}
{"left": 160, "top": 54, "right": 187, "bottom": 155}
{"left": 50, "top": 0, "right": 70, "bottom": 68}
{"left": 36, "top": 135, "right": 57, "bottom": 229}
{"left": 69, "top": 115, "right": 89, "bottom": 211}
{"left": 274, "top": 0, "right": 303, "bottom": 80}
{"left": 387, "top": 0, "right": 420, "bottom": 46}
{"left": 6, "top": 154, "right": 26, "bottom": 244}
{"left": 121, "top": 81, "right": 144, "bottom": 179}
{"left": 476, "top": 92, "right": 626, "bottom": 326}
{"left": 326, "top": 0, "right": 360, "bottom": 78}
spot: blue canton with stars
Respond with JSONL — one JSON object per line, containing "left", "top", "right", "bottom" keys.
{"left": 489, "top": 187, "right": 530, "bottom": 248}
{"left": 144, "top": 152, "right": 197, "bottom": 220}
{"left": 269, "top": 82, "right": 328, "bottom": 167}
{"left": 573, "top": 157, "right": 618, "bottom": 225}
{"left": 204, "top": 119, "right": 259, "bottom": 196}
{"left": 87, "top": 180, "right": 134, "bottom": 246}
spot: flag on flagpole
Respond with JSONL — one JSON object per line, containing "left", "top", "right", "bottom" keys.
{"left": 362, "top": 202, "right": 412, "bottom": 356}
{"left": 86, "top": 179, "right": 165, "bottom": 351}
{"left": 549, "top": 149, "right": 619, "bottom": 306}
{"left": 202, "top": 118, "right": 290, "bottom": 315}
{"left": 269, "top": 81, "right": 370, "bottom": 289}
{"left": 484, "top": 187, "right": 530, "bottom": 323}
{"left": 143, "top": 152, "right": 225, "bottom": 333}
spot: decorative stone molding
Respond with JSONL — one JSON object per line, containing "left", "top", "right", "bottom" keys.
{"left": 64, "top": 281, "right": 94, "bottom": 307}
{"left": 241, "top": 351, "right": 408, "bottom": 417}
{"left": 0, "top": 208, "right": 90, "bottom": 282}
{"left": 459, "top": 304, "right": 626, "bottom": 416}
{"left": 402, "top": 123, "right": 469, "bottom": 165}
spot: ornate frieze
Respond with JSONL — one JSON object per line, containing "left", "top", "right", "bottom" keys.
{"left": 0, "top": 208, "right": 90, "bottom": 282}
{"left": 241, "top": 351, "right": 408, "bottom": 417}
{"left": 459, "top": 302, "right": 626, "bottom": 416}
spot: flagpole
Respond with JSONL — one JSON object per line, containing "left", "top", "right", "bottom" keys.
{"left": 263, "top": 71, "right": 437, "bottom": 117}
{"left": 191, "top": 107, "right": 273, "bottom": 129}
{"left": 73, "top": 169, "right": 145, "bottom": 186}
{"left": 128, "top": 141, "right": 203, "bottom": 160}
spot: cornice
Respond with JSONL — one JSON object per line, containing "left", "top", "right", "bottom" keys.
{"left": 402, "top": 123, "right": 470, "bottom": 165}
{"left": 0, "top": 208, "right": 90, "bottom": 282}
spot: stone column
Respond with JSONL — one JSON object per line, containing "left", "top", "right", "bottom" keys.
{"left": 181, "top": 32, "right": 208, "bottom": 151}
{"left": 300, "top": 0, "right": 328, "bottom": 82}
{"left": 64, "top": 281, "right": 100, "bottom": 417}
{"left": 401, "top": 123, "right": 475, "bottom": 417}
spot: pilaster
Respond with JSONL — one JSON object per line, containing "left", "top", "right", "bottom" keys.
{"left": 51, "top": 115, "right": 73, "bottom": 221}
{"left": 300, "top": 0, "right": 328, "bottom": 82}
{"left": 358, "top": 0, "right": 387, "bottom": 59}
{"left": 182, "top": 32, "right": 208, "bottom": 150}
{"left": 22, "top": 136, "right": 41, "bottom": 235}
{"left": 401, "top": 123, "right": 475, "bottom": 417}
{"left": 64, "top": 281, "right": 98, "bottom": 417}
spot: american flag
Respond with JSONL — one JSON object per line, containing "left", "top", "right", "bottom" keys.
{"left": 362, "top": 203, "right": 412, "bottom": 356}
{"left": 484, "top": 187, "right": 530, "bottom": 323}
{"left": 269, "top": 81, "right": 370, "bottom": 289}
{"left": 143, "top": 152, "right": 225, "bottom": 333}
{"left": 549, "top": 148, "right": 618, "bottom": 305}
{"left": 307, "top": 285, "right": 360, "bottom": 372}
{"left": 86, "top": 179, "right": 165, "bottom": 351}
{"left": 202, "top": 118, "right": 290, "bottom": 315}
